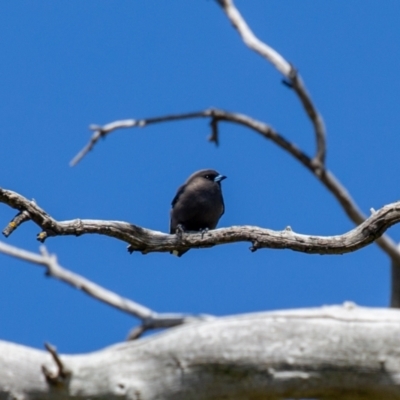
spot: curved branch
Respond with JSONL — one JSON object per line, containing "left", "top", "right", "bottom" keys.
{"left": 216, "top": 0, "right": 326, "bottom": 165}
{"left": 0, "top": 240, "right": 212, "bottom": 338}
{"left": 69, "top": 109, "right": 400, "bottom": 265}
{"left": 213, "top": 1, "right": 400, "bottom": 270}
{"left": 68, "top": 0, "right": 400, "bottom": 265}
{"left": 215, "top": 0, "right": 291, "bottom": 76}
{"left": 1, "top": 187, "right": 400, "bottom": 257}
{"left": 54, "top": 1, "right": 400, "bottom": 301}
{"left": 67, "top": 2, "right": 400, "bottom": 294}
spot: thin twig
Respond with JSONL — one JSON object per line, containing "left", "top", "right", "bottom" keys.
{"left": 0, "top": 240, "right": 211, "bottom": 337}
{"left": 42, "top": 342, "right": 71, "bottom": 386}
{"left": 38, "top": 246, "right": 155, "bottom": 318}
{"left": 2, "top": 209, "right": 31, "bottom": 237}
{"left": 70, "top": 111, "right": 213, "bottom": 166}
{"left": 126, "top": 325, "right": 146, "bottom": 341}
{"left": 215, "top": 0, "right": 291, "bottom": 76}
{"left": 289, "top": 68, "right": 326, "bottom": 167}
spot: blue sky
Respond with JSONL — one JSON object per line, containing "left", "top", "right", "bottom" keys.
{"left": 1, "top": 1, "right": 400, "bottom": 354}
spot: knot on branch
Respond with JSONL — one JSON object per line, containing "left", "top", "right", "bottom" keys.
{"left": 37, "top": 230, "right": 52, "bottom": 243}
{"left": 208, "top": 116, "right": 220, "bottom": 146}
{"left": 127, "top": 244, "right": 149, "bottom": 255}
{"left": 72, "top": 219, "right": 85, "bottom": 236}
{"left": 310, "top": 158, "right": 325, "bottom": 176}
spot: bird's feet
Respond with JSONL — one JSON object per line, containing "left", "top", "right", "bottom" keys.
{"left": 200, "top": 227, "right": 209, "bottom": 239}
{"left": 175, "top": 224, "right": 185, "bottom": 240}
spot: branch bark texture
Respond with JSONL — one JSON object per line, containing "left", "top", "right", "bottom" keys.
{"left": 1, "top": 187, "right": 400, "bottom": 257}
{"left": 1, "top": 305, "right": 400, "bottom": 400}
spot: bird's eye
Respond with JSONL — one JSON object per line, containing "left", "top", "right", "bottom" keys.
{"left": 204, "top": 174, "right": 215, "bottom": 180}
{"left": 205, "top": 175, "right": 211, "bottom": 180}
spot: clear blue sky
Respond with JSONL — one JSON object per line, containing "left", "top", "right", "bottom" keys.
{"left": 1, "top": 1, "right": 400, "bottom": 353}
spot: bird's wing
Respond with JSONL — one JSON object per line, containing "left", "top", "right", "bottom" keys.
{"left": 171, "top": 184, "right": 186, "bottom": 207}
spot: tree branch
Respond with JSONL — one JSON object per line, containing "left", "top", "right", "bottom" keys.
{"left": 2, "top": 305, "right": 400, "bottom": 399}
{"left": 216, "top": 0, "right": 326, "bottom": 166}
{"left": 70, "top": 108, "right": 312, "bottom": 168}
{"left": 215, "top": 0, "right": 400, "bottom": 306}
{"left": 70, "top": 111, "right": 215, "bottom": 167}
{"left": 69, "top": 106, "right": 400, "bottom": 265}
{"left": 1, "top": 187, "right": 400, "bottom": 257}
{"left": 0, "top": 240, "right": 212, "bottom": 338}
{"left": 67, "top": 1, "right": 400, "bottom": 303}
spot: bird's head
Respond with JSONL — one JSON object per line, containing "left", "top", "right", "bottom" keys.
{"left": 188, "top": 169, "right": 227, "bottom": 186}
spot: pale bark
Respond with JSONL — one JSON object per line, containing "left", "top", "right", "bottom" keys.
{"left": 1, "top": 305, "right": 400, "bottom": 400}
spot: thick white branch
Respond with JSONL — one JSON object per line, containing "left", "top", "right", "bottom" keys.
{"left": 1, "top": 305, "right": 400, "bottom": 399}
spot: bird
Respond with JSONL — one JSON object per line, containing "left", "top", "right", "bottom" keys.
{"left": 170, "top": 169, "right": 227, "bottom": 256}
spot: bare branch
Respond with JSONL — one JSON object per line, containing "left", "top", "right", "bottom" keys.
{"left": 37, "top": 245, "right": 155, "bottom": 319}
{"left": 215, "top": 0, "right": 291, "bottom": 76}
{"left": 71, "top": 108, "right": 311, "bottom": 167}
{"left": 67, "top": 3, "right": 400, "bottom": 278}
{"left": 289, "top": 69, "right": 327, "bottom": 166}
{"left": 1, "top": 187, "right": 400, "bottom": 258}
{"left": 0, "top": 240, "right": 211, "bottom": 337}
{"left": 70, "top": 111, "right": 213, "bottom": 166}
{"left": 216, "top": 0, "right": 326, "bottom": 165}
{"left": 2, "top": 209, "right": 31, "bottom": 237}
{"left": 69, "top": 107, "right": 400, "bottom": 264}
{"left": 45, "top": 0, "right": 400, "bottom": 303}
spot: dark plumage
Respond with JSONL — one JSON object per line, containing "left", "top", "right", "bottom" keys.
{"left": 170, "top": 169, "right": 227, "bottom": 256}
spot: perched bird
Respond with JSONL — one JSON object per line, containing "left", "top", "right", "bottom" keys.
{"left": 170, "top": 169, "right": 227, "bottom": 256}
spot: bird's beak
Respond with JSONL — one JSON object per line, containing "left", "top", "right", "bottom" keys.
{"left": 214, "top": 174, "right": 227, "bottom": 182}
